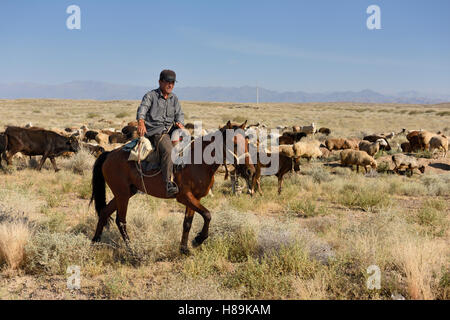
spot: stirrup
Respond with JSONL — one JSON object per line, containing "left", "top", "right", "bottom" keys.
{"left": 166, "top": 181, "right": 179, "bottom": 196}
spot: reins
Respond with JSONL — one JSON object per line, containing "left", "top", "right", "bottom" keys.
{"left": 135, "top": 131, "right": 250, "bottom": 194}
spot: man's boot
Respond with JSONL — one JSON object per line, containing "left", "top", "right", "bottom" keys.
{"left": 166, "top": 181, "right": 179, "bottom": 197}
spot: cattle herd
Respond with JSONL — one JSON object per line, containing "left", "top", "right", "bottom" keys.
{"left": 0, "top": 121, "right": 448, "bottom": 196}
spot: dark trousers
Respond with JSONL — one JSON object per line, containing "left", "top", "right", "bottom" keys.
{"left": 149, "top": 133, "right": 173, "bottom": 184}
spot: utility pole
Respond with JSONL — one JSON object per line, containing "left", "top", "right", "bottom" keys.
{"left": 256, "top": 83, "right": 259, "bottom": 105}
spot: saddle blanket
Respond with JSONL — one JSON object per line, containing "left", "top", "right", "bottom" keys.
{"left": 123, "top": 137, "right": 185, "bottom": 172}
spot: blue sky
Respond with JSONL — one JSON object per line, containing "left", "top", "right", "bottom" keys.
{"left": 1, "top": 0, "right": 449, "bottom": 94}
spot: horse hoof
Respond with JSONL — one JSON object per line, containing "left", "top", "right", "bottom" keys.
{"left": 192, "top": 235, "right": 207, "bottom": 248}
{"left": 180, "top": 246, "right": 190, "bottom": 255}
{"left": 91, "top": 237, "right": 101, "bottom": 243}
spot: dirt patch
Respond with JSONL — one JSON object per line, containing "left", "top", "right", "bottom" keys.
{"left": 377, "top": 155, "right": 450, "bottom": 174}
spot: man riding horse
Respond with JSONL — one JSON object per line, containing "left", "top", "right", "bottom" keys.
{"left": 136, "top": 69, "right": 185, "bottom": 197}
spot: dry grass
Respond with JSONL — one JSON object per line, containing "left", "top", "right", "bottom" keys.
{"left": 0, "top": 99, "right": 449, "bottom": 299}
{"left": 0, "top": 221, "right": 30, "bottom": 270}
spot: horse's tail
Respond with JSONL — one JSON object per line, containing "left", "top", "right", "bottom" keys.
{"left": 90, "top": 151, "right": 110, "bottom": 217}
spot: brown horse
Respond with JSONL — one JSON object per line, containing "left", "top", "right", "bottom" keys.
{"left": 90, "top": 121, "right": 255, "bottom": 254}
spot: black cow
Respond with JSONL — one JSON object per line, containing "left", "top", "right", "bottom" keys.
{"left": 5, "top": 126, "right": 80, "bottom": 172}
{"left": 0, "top": 133, "right": 7, "bottom": 170}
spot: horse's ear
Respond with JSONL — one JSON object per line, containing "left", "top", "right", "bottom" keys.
{"left": 240, "top": 120, "right": 247, "bottom": 129}
{"left": 226, "top": 120, "right": 232, "bottom": 129}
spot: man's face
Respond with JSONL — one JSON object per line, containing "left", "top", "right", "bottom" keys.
{"left": 159, "top": 80, "right": 175, "bottom": 95}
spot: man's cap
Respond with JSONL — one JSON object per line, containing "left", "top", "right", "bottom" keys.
{"left": 160, "top": 69, "right": 177, "bottom": 82}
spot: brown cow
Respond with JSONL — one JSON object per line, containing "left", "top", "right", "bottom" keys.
{"left": 252, "top": 152, "right": 301, "bottom": 195}
{"left": 5, "top": 126, "right": 80, "bottom": 172}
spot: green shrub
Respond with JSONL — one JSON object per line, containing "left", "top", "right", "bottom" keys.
{"left": 24, "top": 232, "right": 93, "bottom": 275}
{"left": 338, "top": 184, "right": 390, "bottom": 212}
{"left": 115, "top": 112, "right": 130, "bottom": 118}
{"left": 287, "top": 198, "right": 324, "bottom": 218}
{"left": 376, "top": 161, "right": 390, "bottom": 173}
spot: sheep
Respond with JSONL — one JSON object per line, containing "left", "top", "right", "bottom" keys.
{"left": 109, "top": 132, "right": 129, "bottom": 144}
{"left": 344, "top": 138, "right": 361, "bottom": 150}
{"left": 103, "top": 143, "right": 124, "bottom": 152}
{"left": 300, "top": 123, "right": 316, "bottom": 135}
{"left": 400, "top": 142, "right": 412, "bottom": 153}
{"left": 278, "top": 131, "right": 306, "bottom": 145}
{"left": 95, "top": 132, "right": 110, "bottom": 146}
{"left": 406, "top": 130, "right": 420, "bottom": 140}
{"left": 81, "top": 142, "right": 105, "bottom": 158}
{"left": 292, "top": 123, "right": 316, "bottom": 135}
{"left": 340, "top": 149, "right": 377, "bottom": 173}
{"left": 100, "top": 129, "right": 117, "bottom": 136}
{"left": 49, "top": 127, "right": 69, "bottom": 137}
{"left": 363, "top": 135, "right": 391, "bottom": 151}
{"left": 318, "top": 127, "right": 331, "bottom": 136}
{"left": 319, "top": 147, "right": 331, "bottom": 159}
{"left": 83, "top": 130, "right": 99, "bottom": 142}
{"left": 406, "top": 134, "right": 422, "bottom": 152}
{"left": 270, "top": 144, "right": 295, "bottom": 158}
{"left": 358, "top": 139, "right": 387, "bottom": 157}
{"left": 269, "top": 140, "right": 322, "bottom": 162}
{"left": 391, "top": 154, "right": 425, "bottom": 176}
{"left": 293, "top": 140, "right": 322, "bottom": 161}
{"left": 418, "top": 130, "right": 434, "bottom": 150}
{"left": 325, "top": 138, "right": 347, "bottom": 151}
{"left": 429, "top": 135, "right": 448, "bottom": 157}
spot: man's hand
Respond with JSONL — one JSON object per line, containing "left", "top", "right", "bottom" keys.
{"left": 175, "top": 122, "right": 185, "bottom": 129}
{"left": 138, "top": 119, "right": 147, "bottom": 137}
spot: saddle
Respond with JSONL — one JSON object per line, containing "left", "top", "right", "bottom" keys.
{"left": 124, "top": 137, "right": 160, "bottom": 171}
{"left": 123, "top": 137, "right": 185, "bottom": 173}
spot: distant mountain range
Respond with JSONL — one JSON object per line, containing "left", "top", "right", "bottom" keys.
{"left": 0, "top": 81, "right": 448, "bottom": 104}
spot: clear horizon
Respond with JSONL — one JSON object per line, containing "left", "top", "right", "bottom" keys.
{"left": 1, "top": 1, "right": 449, "bottom": 94}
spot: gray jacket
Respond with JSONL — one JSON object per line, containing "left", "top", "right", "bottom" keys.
{"left": 136, "top": 88, "right": 184, "bottom": 136}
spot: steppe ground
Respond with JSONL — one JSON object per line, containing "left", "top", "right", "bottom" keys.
{"left": 0, "top": 98, "right": 449, "bottom": 300}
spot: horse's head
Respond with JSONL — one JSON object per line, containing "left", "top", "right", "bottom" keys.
{"left": 219, "top": 120, "right": 256, "bottom": 195}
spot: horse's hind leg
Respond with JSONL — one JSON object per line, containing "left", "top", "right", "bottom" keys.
{"left": 92, "top": 198, "right": 117, "bottom": 242}
{"left": 115, "top": 195, "right": 131, "bottom": 244}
